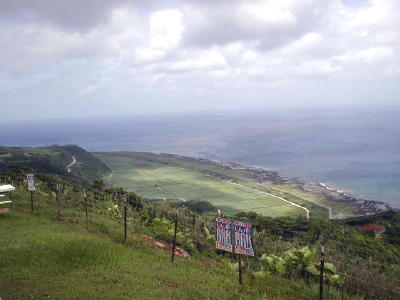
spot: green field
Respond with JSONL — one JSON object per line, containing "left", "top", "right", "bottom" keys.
{"left": 95, "top": 153, "right": 306, "bottom": 218}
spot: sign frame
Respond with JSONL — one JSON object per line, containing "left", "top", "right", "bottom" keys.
{"left": 215, "top": 217, "right": 255, "bottom": 257}
{"left": 26, "top": 173, "right": 35, "bottom": 191}
{"left": 215, "top": 217, "right": 233, "bottom": 252}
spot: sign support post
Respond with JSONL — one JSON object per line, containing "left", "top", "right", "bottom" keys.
{"left": 238, "top": 254, "right": 243, "bottom": 285}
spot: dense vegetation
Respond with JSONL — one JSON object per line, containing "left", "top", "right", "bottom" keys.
{"left": 0, "top": 145, "right": 110, "bottom": 182}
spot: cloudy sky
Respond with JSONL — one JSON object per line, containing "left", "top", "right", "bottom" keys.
{"left": 1, "top": 0, "right": 399, "bottom": 121}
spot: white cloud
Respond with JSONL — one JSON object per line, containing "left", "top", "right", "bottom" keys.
{"left": 238, "top": 0, "right": 298, "bottom": 27}
{"left": 133, "top": 9, "right": 184, "bottom": 63}
{"left": 0, "top": 0, "right": 399, "bottom": 120}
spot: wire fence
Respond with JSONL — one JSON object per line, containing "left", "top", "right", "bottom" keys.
{"left": 2, "top": 172, "right": 400, "bottom": 300}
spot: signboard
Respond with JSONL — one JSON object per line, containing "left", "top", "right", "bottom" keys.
{"left": 26, "top": 174, "right": 35, "bottom": 191}
{"left": 233, "top": 220, "right": 254, "bottom": 256}
{"left": 215, "top": 218, "right": 254, "bottom": 256}
{"left": 215, "top": 217, "right": 233, "bottom": 252}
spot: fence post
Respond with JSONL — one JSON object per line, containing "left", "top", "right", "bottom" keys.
{"left": 29, "top": 190, "right": 33, "bottom": 213}
{"left": 319, "top": 245, "right": 325, "bottom": 300}
{"left": 341, "top": 284, "right": 344, "bottom": 300}
{"left": 171, "top": 213, "right": 178, "bottom": 263}
{"left": 84, "top": 189, "right": 89, "bottom": 231}
{"left": 56, "top": 184, "right": 61, "bottom": 220}
{"left": 124, "top": 198, "right": 128, "bottom": 244}
{"left": 9, "top": 176, "right": 12, "bottom": 199}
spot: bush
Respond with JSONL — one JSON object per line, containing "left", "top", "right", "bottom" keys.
{"left": 186, "top": 200, "right": 215, "bottom": 213}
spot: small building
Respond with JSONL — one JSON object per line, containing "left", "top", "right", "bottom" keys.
{"left": 355, "top": 224, "right": 386, "bottom": 237}
{"left": 0, "top": 184, "right": 15, "bottom": 214}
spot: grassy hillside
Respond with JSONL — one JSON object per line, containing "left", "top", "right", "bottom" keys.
{"left": 1, "top": 185, "right": 334, "bottom": 300}
{"left": 0, "top": 145, "right": 110, "bottom": 182}
{"left": 2, "top": 172, "right": 399, "bottom": 299}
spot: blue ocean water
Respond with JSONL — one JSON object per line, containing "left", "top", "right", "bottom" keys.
{"left": 1, "top": 105, "right": 399, "bottom": 208}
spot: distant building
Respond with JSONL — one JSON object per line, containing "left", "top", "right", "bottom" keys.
{"left": 355, "top": 224, "right": 386, "bottom": 237}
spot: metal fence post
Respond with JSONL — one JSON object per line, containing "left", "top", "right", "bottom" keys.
{"left": 56, "top": 184, "right": 61, "bottom": 220}
{"left": 124, "top": 198, "right": 128, "bottom": 244}
{"left": 30, "top": 190, "right": 34, "bottom": 213}
{"left": 171, "top": 213, "right": 178, "bottom": 263}
{"left": 319, "top": 246, "right": 325, "bottom": 300}
{"left": 84, "top": 189, "right": 89, "bottom": 231}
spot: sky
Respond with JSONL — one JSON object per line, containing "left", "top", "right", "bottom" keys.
{"left": 0, "top": 0, "right": 399, "bottom": 121}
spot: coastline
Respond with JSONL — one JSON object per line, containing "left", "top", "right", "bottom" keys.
{"left": 163, "top": 153, "right": 394, "bottom": 218}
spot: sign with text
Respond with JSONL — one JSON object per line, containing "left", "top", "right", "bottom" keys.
{"left": 215, "top": 218, "right": 254, "bottom": 256}
{"left": 26, "top": 174, "right": 35, "bottom": 191}
{"left": 233, "top": 220, "right": 254, "bottom": 256}
{"left": 215, "top": 217, "right": 233, "bottom": 252}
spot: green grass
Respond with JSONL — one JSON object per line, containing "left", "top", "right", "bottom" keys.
{"left": 95, "top": 153, "right": 305, "bottom": 218}
{"left": 0, "top": 191, "right": 335, "bottom": 300}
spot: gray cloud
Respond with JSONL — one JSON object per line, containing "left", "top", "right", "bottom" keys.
{"left": 181, "top": 1, "right": 332, "bottom": 51}
{"left": 0, "top": 0, "right": 128, "bottom": 31}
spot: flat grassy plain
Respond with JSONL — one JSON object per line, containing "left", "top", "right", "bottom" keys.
{"left": 95, "top": 153, "right": 311, "bottom": 218}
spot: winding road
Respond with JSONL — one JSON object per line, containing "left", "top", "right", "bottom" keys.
{"left": 206, "top": 175, "right": 310, "bottom": 219}
{"left": 269, "top": 186, "right": 333, "bottom": 219}
{"left": 66, "top": 156, "right": 77, "bottom": 173}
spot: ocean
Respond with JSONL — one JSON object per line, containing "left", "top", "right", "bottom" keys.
{"left": 1, "top": 105, "right": 399, "bottom": 208}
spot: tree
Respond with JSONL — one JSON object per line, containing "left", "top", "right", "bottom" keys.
{"left": 92, "top": 179, "right": 105, "bottom": 191}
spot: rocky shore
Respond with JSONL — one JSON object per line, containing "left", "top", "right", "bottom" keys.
{"left": 164, "top": 153, "right": 393, "bottom": 217}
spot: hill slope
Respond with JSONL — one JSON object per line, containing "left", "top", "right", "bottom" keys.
{"left": 1, "top": 171, "right": 397, "bottom": 299}
{"left": 1, "top": 195, "right": 321, "bottom": 300}
{"left": 0, "top": 145, "right": 110, "bottom": 182}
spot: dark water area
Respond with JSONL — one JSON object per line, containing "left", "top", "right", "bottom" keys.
{"left": 1, "top": 105, "right": 399, "bottom": 208}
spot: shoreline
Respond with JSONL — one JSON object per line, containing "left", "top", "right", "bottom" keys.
{"left": 162, "top": 153, "right": 394, "bottom": 217}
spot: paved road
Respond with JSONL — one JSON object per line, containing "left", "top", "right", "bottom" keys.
{"left": 66, "top": 156, "right": 77, "bottom": 173}
{"left": 269, "top": 186, "right": 333, "bottom": 219}
{"left": 206, "top": 175, "right": 310, "bottom": 219}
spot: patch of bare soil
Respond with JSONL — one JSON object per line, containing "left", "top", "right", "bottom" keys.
{"left": 202, "top": 258, "right": 220, "bottom": 265}
{"left": 137, "top": 233, "right": 190, "bottom": 258}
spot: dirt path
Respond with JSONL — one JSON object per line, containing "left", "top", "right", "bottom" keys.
{"left": 66, "top": 156, "right": 77, "bottom": 173}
